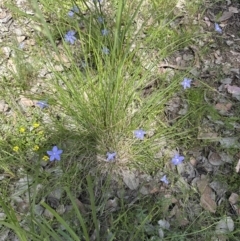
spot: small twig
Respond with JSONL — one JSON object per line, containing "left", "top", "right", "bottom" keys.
{"left": 158, "top": 45, "right": 200, "bottom": 71}
{"left": 158, "top": 64, "right": 189, "bottom": 70}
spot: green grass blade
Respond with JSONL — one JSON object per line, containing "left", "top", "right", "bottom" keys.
{"left": 86, "top": 175, "right": 100, "bottom": 241}
{"left": 0, "top": 197, "right": 28, "bottom": 241}
{"left": 56, "top": 228, "right": 75, "bottom": 241}
{"left": 40, "top": 201, "right": 81, "bottom": 241}
{"left": 65, "top": 187, "right": 91, "bottom": 241}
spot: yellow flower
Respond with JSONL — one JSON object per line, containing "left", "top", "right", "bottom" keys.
{"left": 33, "top": 123, "right": 40, "bottom": 128}
{"left": 37, "top": 130, "right": 44, "bottom": 135}
{"left": 33, "top": 145, "right": 39, "bottom": 151}
{"left": 19, "top": 127, "right": 25, "bottom": 133}
{"left": 42, "top": 155, "right": 49, "bottom": 161}
{"left": 13, "top": 146, "right": 19, "bottom": 152}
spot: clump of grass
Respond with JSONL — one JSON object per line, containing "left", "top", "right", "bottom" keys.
{"left": 20, "top": 0, "right": 202, "bottom": 167}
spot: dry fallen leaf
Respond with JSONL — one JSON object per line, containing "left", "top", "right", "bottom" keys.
{"left": 75, "top": 198, "right": 87, "bottom": 215}
{"left": 122, "top": 170, "right": 139, "bottom": 190}
{"left": 215, "top": 102, "right": 232, "bottom": 113}
{"left": 158, "top": 219, "right": 170, "bottom": 230}
{"left": 225, "top": 84, "right": 240, "bottom": 95}
{"left": 219, "top": 152, "right": 233, "bottom": 164}
{"left": 203, "top": 16, "right": 211, "bottom": 27}
{"left": 197, "top": 178, "right": 209, "bottom": 194}
{"left": 173, "top": 206, "right": 189, "bottom": 227}
{"left": 219, "top": 137, "right": 240, "bottom": 148}
{"left": 198, "top": 178, "right": 217, "bottom": 213}
{"left": 158, "top": 228, "right": 164, "bottom": 239}
{"left": 235, "top": 159, "right": 240, "bottom": 173}
{"left": 215, "top": 216, "right": 234, "bottom": 234}
{"left": 200, "top": 188, "right": 217, "bottom": 213}
{"left": 209, "top": 181, "right": 228, "bottom": 197}
{"left": 218, "top": 11, "right": 234, "bottom": 22}
{"left": 229, "top": 193, "right": 239, "bottom": 205}
{"left": 228, "top": 7, "right": 239, "bottom": 13}
{"left": 197, "top": 127, "right": 218, "bottom": 140}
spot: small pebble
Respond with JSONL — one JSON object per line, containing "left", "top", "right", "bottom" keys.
{"left": 190, "top": 157, "right": 197, "bottom": 167}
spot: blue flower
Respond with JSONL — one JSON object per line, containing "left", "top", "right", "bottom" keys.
{"left": 36, "top": 100, "right": 48, "bottom": 109}
{"left": 47, "top": 146, "right": 63, "bottom": 161}
{"left": 97, "top": 16, "right": 104, "bottom": 23}
{"left": 181, "top": 78, "right": 192, "bottom": 89}
{"left": 64, "top": 30, "right": 76, "bottom": 44}
{"left": 106, "top": 152, "right": 116, "bottom": 161}
{"left": 171, "top": 154, "right": 184, "bottom": 165}
{"left": 102, "top": 46, "right": 110, "bottom": 54}
{"left": 80, "top": 60, "right": 87, "bottom": 69}
{"left": 101, "top": 29, "right": 109, "bottom": 36}
{"left": 160, "top": 175, "right": 169, "bottom": 184}
{"left": 134, "top": 129, "right": 146, "bottom": 140}
{"left": 214, "top": 23, "right": 222, "bottom": 34}
{"left": 19, "top": 42, "right": 25, "bottom": 49}
{"left": 68, "top": 6, "right": 79, "bottom": 17}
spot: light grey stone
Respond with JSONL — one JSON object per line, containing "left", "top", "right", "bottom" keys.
{"left": 43, "top": 209, "right": 54, "bottom": 219}
{"left": 34, "top": 204, "right": 44, "bottom": 216}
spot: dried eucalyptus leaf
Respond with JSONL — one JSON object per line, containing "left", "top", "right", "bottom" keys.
{"left": 209, "top": 181, "right": 228, "bottom": 197}
{"left": 219, "top": 137, "right": 240, "bottom": 148}
{"left": 158, "top": 219, "right": 170, "bottom": 230}
{"left": 158, "top": 228, "right": 164, "bottom": 239}
{"left": 228, "top": 193, "right": 239, "bottom": 205}
{"left": 219, "top": 153, "right": 233, "bottom": 163}
{"left": 200, "top": 192, "right": 216, "bottom": 213}
{"left": 199, "top": 184, "right": 217, "bottom": 213}
{"left": 218, "top": 11, "right": 234, "bottom": 22}
{"left": 215, "top": 217, "right": 234, "bottom": 234}
{"left": 122, "top": 170, "right": 139, "bottom": 190}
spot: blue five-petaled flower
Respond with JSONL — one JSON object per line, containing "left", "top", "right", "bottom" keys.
{"left": 102, "top": 46, "right": 110, "bottom": 54}
{"left": 19, "top": 42, "right": 25, "bottom": 49}
{"left": 214, "top": 23, "right": 222, "bottom": 34}
{"left": 65, "top": 30, "right": 77, "bottom": 44}
{"left": 134, "top": 129, "right": 146, "bottom": 140}
{"left": 97, "top": 16, "right": 104, "bottom": 23}
{"left": 106, "top": 152, "right": 116, "bottom": 161}
{"left": 68, "top": 6, "right": 79, "bottom": 17}
{"left": 160, "top": 175, "right": 169, "bottom": 184}
{"left": 101, "top": 29, "right": 109, "bottom": 36}
{"left": 47, "top": 146, "right": 63, "bottom": 161}
{"left": 181, "top": 78, "right": 192, "bottom": 89}
{"left": 36, "top": 100, "right": 48, "bottom": 109}
{"left": 171, "top": 154, "right": 184, "bottom": 165}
